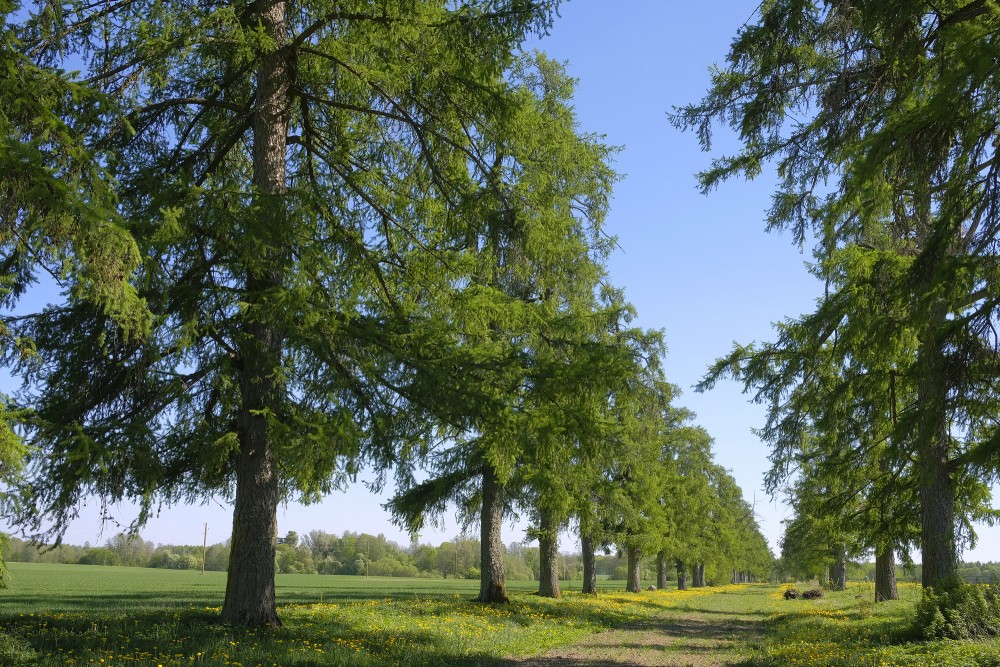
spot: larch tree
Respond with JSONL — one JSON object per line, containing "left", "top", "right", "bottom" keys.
{"left": 385, "top": 53, "right": 618, "bottom": 604}
{"left": 655, "top": 423, "right": 714, "bottom": 591}
{"left": 675, "top": 0, "right": 1000, "bottom": 590}
{"left": 613, "top": 381, "right": 679, "bottom": 594}
{"left": 702, "top": 464, "right": 770, "bottom": 585}
{"left": 554, "top": 293, "right": 673, "bottom": 595}
{"left": 520, "top": 293, "right": 674, "bottom": 599}
{"left": 699, "top": 237, "right": 995, "bottom": 597}
{"left": 6, "top": 0, "right": 577, "bottom": 627}
{"left": 711, "top": 469, "right": 774, "bottom": 584}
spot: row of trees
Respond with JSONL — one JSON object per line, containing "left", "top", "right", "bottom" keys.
{"left": 677, "top": 0, "right": 1000, "bottom": 606}
{"left": 1, "top": 0, "right": 772, "bottom": 626}
{"left": 2, "top": 529, "right": 758, "bottom": 585}
{"left": 780, "top": 559, "right": 1000, "bottom": 587}
{"left": 15, "top": 527, "right": 1000, "bottom": 587}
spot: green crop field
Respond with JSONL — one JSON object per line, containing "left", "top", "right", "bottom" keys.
{"left": 0, "top": 562, "right": 631, "bottom": 612}
{"left": 3, "top": 564, "right": 1000, "bottom": 666}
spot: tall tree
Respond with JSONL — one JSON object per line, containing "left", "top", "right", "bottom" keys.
{"left": 700, "top": 465, "right": 772, "bottom": 585}
{"left": 656, "top": 424, "right": 714, "bottom": 591}
{"left": 7, "top": 0, "right": 570, "bottom": 626}
{"left": 676, "top": 0, "right": 1000, "bottom": 590}
{"left": 386, "top": 53, "right": 618, "bottom": 603}
{"left": 613, "top": 382, "right": 678, "bottom": 594}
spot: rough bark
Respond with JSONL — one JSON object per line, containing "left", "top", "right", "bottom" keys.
{"left": 625, "top": 546, "right": 641, "bottom": 593}
{"left": 676, "top": 560, "right": 687, "bottom": 590}
{"left": 221, "top": 0, "right": 289, "bottom": 628}
{"left": 656, "top": 551, "right": 667, "bottom": 590}
{"left": 694, "top": 562, "right": 706, "bottom": 588}
{"left": 478, "top": 463, "right": 509, "bottom": 603}
{"left": 581, "top": 535, "right": 597, "bottom": 594}
{"left": 875, "top": 546, "right": 898, "bottom": 602}
{"left": 829, "top": 550, "right": 847, "bottom": 591}
{"left": 537, "top": 510, "right": 560, "bottom": 598}
{"left": 918, "top": 318, "right": 958, "bottom": 590}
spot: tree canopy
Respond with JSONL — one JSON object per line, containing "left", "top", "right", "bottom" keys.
{"left": 4, "top": 0, "right": 593, "bottom": 626}
{"left": 2, "top": 0, "right": 777, "bottom": 624}
{"left": 677, "top": 0, "right": 1000, "bottom": 590}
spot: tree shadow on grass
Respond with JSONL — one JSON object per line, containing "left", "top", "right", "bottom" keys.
{"left": 0, "top": 605, "right": 522, "bottom": 667}
{"left": 0, "top": 585, "right": 777, "bottom": 667}
{"left": 0, "top": 590, "right": 225, "bottom": 612}
{"left": 670, "top": 605, "right": 776, "bottom": 618}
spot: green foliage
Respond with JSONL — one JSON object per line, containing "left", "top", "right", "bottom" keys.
{"left": 385, "top": 52, "right": 620, "bottom": 522}
{"left": 0, "top": 1, "right": 148, "bottom": 340}
{"left": 915, "top": 583, "right": 1000, "bottom": 640}
{"left": 0, "top": 631, "right": 37, "bottom": 667}
{"left": 678, "top": 0, "right": 1000, "bottom": 590}
{"left": 148, "top": 551, "right": 200, "bottom": 570}
{"left": 0, "top": 0, "right": 152, "bottom": 585}
{"left": 5, "top": 0, "right": 609, "bottom": 624}
{"left": 77, "top": 548, "right": 121, "bottom": 566}
{"left": 5, "top": 0, "right": 579, "bottom": 544}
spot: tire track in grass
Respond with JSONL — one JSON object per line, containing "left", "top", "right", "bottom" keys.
{"left": 512, "top": 609, "right": 763, "bottom": 666}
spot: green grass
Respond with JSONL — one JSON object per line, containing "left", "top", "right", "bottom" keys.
{"left": 0, "top": 562, "right": 629, "bottom": 612}
{"left": 0, "top": 563, "right": 671, "bottom": 666}
{"left": 749, "top": 583, "right": 1000, "bottom": 667}
{"left": 3, "top": 564, "right": 1000, "bottom": 666}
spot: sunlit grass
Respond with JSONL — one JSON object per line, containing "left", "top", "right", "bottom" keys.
{"left": 744, "top": 582, "right": 1000, "bottom": 667}
{"left": 4, "top": 564, "right": 1000, "bottom": 666}
{"left": 0, "top": 563, "right": 719, "bottom": 666}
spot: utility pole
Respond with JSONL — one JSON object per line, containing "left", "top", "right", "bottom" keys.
{"left": 201, "top": 523, "right": 208, "bottom": 575}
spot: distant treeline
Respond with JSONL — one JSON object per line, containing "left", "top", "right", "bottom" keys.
{"left": 2, "top": 530, "right": 674, "bottom": 581}
{"left": 778, "top": 560, "right": 1000, "bottom": 587}
{"left": 9, "top": 532, "right": 996, "bottom": 587}
{"left": 849, "top": 561, "right": 1000, "bottom": 586}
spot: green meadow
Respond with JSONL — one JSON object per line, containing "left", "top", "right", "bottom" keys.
{"left": 3, "top": 563, "right": 1000, "bottom": 666}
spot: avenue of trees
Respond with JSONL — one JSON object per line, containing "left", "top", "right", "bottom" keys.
{"left": 676, "top": 0, "right": 1000, "bottom": 611}
{"left": 0, "top": 0, "right": 773, "bottom": 627}
{"left": 9, "top": 0, "right": 999, "bottom": 636}
{"left": 11, "top": 529, "right": 1000, "bottom": 588}
{"left": 2, "top": 528, "right": 766, "bottom": 587}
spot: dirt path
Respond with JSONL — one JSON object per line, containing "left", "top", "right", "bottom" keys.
{"left": 514, "top": 612, "right": 762, "bottom": 667}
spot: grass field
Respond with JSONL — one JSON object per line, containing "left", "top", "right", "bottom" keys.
{"left": 2, "top": 563, "right": 1000, "bottom": 666}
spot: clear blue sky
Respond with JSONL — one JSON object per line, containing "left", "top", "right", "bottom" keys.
{"left": 4, "top": 0, "right": 998, "bottom": 562}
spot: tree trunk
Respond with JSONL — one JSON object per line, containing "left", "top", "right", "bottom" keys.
{"left": 676, "top": 560, "right": 687, "bottom": 590}
{"left": 694, "top": 563, "right": 705, "bottom": 588}
{"left": 829, "top": 554, "right": 847, "bottom": 591}
{"left": 626, "top": 546, "right": 641, "bottom": 593}
{"left": 478, "top": 462, "right": 509, "bottom": 603}
{"left": 918, "top": 321, "right": 958, "bottom": 590}
{"left": 581, "top": 535, "right": 597, "bottom": 595}
{"left": 875, "top": 546, "right": 898, "bottom": 602}
{"left": 656, "top": 551, "right": 667, "bottom": 590}
{"left": 221, "top": 0, "right": 289, "bottom": 629}
{"left": 911, "top": 172, "right": 958, "bottom": 592}
{"left": 537, "top": 510, "right": 560, "bottom": 598}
